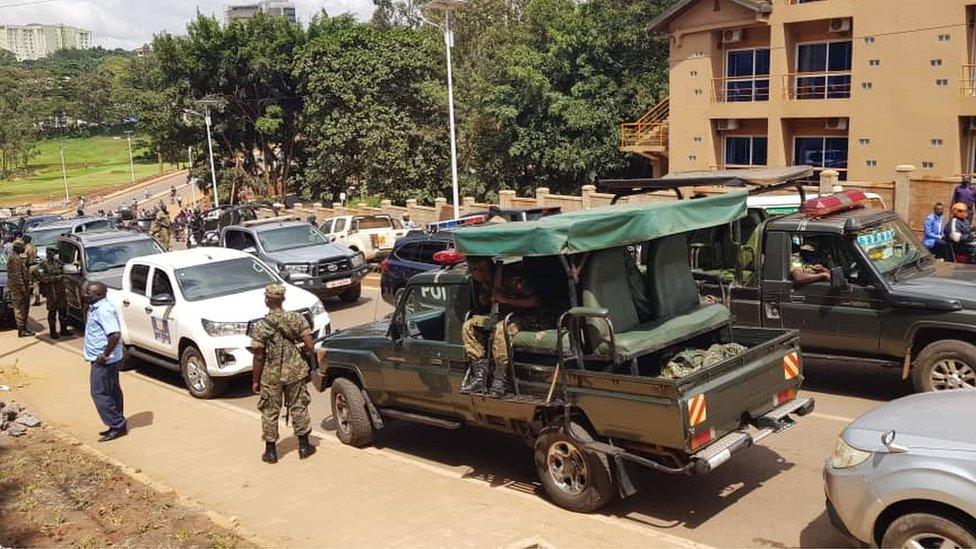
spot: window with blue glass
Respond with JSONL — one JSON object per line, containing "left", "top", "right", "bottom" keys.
{"left": 794, "top": 136, "right": 848, "bottom": 180}
{"left": 795, "top": 41, "right": 852, "bottom": 99}
{"left": 725, "top": 48, "right": 770, "bottom": 102}
{"left": 725, "top": 136, "right": 768, "bottom": 167}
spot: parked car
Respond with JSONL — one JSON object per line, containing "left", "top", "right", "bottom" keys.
{"left": 108, "top": 247, "right": 331, "bottom": 398}
{"left": 314, "top": 192, "right": 814, "bottom": 513}
{"left": 220, "top": 218, "right": 368, "bottom": 303}
{"left": 26, "top": 216, "right": 117, "bottom": 262}
{"left": 57, "top": 230, "right": 163, "bottom": 330}
{"left": 0, "top": 219, "right": 20, "bottom": 240}
{"left": 319, "top": 214, "right": 408, "bottom": 261}
{"left": 189, "top": 204, "right": 260, "bottom": 247}
{"left": 825, "top": 390, "right": 976, "bottom": 547}
{"left": 380, "top": 231, "right": 455, "bottom": 304}
{"left": 21, "top": 214, "right": 63, "bottom": 231}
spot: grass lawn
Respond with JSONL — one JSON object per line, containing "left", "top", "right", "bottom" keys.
{"left": 0, "top": 136, "right": 180, "bottom": 206}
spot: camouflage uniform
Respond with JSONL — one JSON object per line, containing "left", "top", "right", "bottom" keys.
{"left": 6, "top": 241, "right": 31, "bottom": 332}
{"left": 36, "top": 250, "right": 68, "bottom": 336}
{"left": 151, "top": 210, "right": 172, "bottom": 251}
{"left": 24, "top": 242, "right": 39, "bottom": 305}
{"left": 251, "top": 305, "right": 313, "bottom": 443}
{"left": 660, "top": 343, "right": 748, "bottom": 379}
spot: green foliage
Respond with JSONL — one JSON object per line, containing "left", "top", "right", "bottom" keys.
{"left": 296, "top": 15, "right": 449, "bottom": 204}
{"left": 0, "top": 66, "right": 43, "bottom": 178}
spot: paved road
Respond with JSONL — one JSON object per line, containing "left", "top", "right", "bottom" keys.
{"left": 86, "top": 171, "right": 200, "bottom": 214}
{"left": 27, "top": 286, "right": 914, "bottom": 548}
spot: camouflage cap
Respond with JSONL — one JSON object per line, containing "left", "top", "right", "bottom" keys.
{"left": 12, "top": 238, "right": 25, "bottom": 252}
{"left": 265, "top": 283, "right": 286, "bottom": 300}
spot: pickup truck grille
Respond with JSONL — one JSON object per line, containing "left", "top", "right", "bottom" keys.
{"left": 313, "top": 257, "right": 351, "bottom": 276}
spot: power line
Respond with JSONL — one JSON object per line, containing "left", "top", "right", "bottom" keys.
{"left": 0, "top": 0, "right": 75, "bottom": 9}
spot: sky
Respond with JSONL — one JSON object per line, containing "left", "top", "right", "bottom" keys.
{"left": 0, "top": 0, "right": 375, "bottom": 50}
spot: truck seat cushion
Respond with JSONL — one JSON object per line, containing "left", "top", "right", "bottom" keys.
{"left": 512, "top": 329, "right": 561, "bottom": 354}
{"left": 606, "top": 304, "right": 731, "bottom": 359}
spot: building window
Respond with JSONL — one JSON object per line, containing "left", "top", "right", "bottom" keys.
{"left": 922, "top": 161, "right": 935, "bottom": 168}
{"left": 858, "top": 138, "right": 870, "bottom": 145}
{"left": 724, "top": 48, "right": 770, "bottom": 102}
{"left": 724, "top": 136, "right": 768, "bottom": 167}
{"left": 931, "top": 59, "right": 943, "bottom": 67}
{"left": 932, "top": 138, "right": 944, "bottom": 146}
{"left": 794, "top": 136, "right": 849, "bottom": 180}
{"left": 695, "top": 88, "right": 703, "bottom": 95}
{"left": 861, "top": 82, "right": 873, "bottom": 90}
{"left": 794, "top": 40, "right": 852, "bottom": 99}
{"left": 866, "top": 160, "right": 877, "bottom": 167}
{"left": 869, "top": 59, "right": 880, "bottom": 66}
{"left": 938, "top": 34, "right": 951, "bottom": 42}
{"left": 864, "top": 36, "right": 875, "bottom": 44}
{"left": 693, "top": 136, "right": 703, "bottom": 143}
{"left": 936, "top": 79, "right": 949, "bottom": 87}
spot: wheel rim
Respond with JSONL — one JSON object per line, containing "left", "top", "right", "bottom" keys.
{"left": 903, "top": 533, "right": 962, "bottom": 549}
{"left": 547, "top": 440, "right": 588, "bottom": 495}
{"left": 185, "top": 355, "right": 207, "bottom": 392}
{"left": 930, "top": 359, "right": 976, "bottom": 390}
{"left": 334, "top": 392, "right": 350, "bottom": 433}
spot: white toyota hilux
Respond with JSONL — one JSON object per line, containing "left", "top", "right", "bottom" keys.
{"left": 107, "top": 247, "right": 330, "bottom": 398}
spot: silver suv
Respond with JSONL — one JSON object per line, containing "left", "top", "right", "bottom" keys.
{"left": 220, "top": 218, "right": 367, "bottom": 303}
{"left": 825, "top": 390, "right": 976, "bottom": 547}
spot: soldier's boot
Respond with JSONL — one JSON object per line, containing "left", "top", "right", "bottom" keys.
{"left": 60, "top": 322, "right": 71, "bottom": 337}
{"left": 298, "top": 434, "right": 316, "bottom": 459}
{"left": 459, "top": 359, "right": 489, "bottom": 394}
{"left": 488, "top": 361, "right": 513, "bottom": 397}
{"left": 49, "top": 320, "right": 60, "bottom": 340}
{"left": 261, "top": 442, "right": 278, "bottom": 464}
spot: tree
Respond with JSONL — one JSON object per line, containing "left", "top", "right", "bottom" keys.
{"left": 0, "top": 66, "right": 42, "bottom": 178}
{"left": 0, "top": 49, "right": 16, "bottom": 66}
{"left": 154, "top": 14, "right": 306, "bottom": 201}
{"left": 296, "top": 15, "right": 450, "bottom": 204}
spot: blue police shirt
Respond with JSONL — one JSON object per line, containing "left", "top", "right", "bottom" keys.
{"left": 83, "top": 298, "right": 123, "bottom": 364}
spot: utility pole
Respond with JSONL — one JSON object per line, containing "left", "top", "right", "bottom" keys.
{"left": 187, "top": 146, "right": 197, "bottom": 206}
{"left": 204, "top": 105, "right": 219, "bottom": 208}
{"left": 59, "top": 144, "right": 69, "bottom": 204}
{"left": 125, "top": 131, "right": 135, "bottom": 183}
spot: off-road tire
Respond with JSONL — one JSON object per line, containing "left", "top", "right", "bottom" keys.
{"left": 913, "top": 339, "right": 976, "bottom": 392}
{"left": 533, "top": 422, "right": 615, "bottom": 513}
{"left": 881, "top": 512, "right": 976, "bottom": 548}
{"left": 331, "top": 377, "right": 373, "bottom": 447}
{"left": 119, "top": 345, "right": 138, "bottom": 372}
{"left": 180, "top": 345, "right": 224, "bottom": 399}
{"left": 339, "top": 283, "right": 362, "bottom": 304}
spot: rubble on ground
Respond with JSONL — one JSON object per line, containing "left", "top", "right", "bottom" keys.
{"left": 0, "top": 400, "right": 41, "bottom": 437}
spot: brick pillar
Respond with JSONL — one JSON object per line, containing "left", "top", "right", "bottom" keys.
{"left": 380, "top": 199, "right": 392, "bottom": 216}
{"left": 434, "top": 197, "right": 448, "bottom": 220}
{"left": 462, "top": 196, "right": 475, "bottom": 213}
{"left": 581, "top": 184, "right": 596, "bottom": 210}
{"left": 499, "top": 190, "right": 516, "bottom": 208}
{"left": 406, "top": 198, "right": 418, "bottom": 220}
{"left": 894, "top": 165, "right": 916, "bottom": 222}
{"left": 535, "top": 187, "right": 550, "bottom": 207}
{"left": 819, "top": 170, "right": 839, "bottom": 197}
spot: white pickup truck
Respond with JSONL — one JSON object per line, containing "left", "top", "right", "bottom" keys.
{"left": 108, "top": 247, "right": 330, "bottom": 398}
{"left": 318, "top": 214, "right": 408, "bottom": 261}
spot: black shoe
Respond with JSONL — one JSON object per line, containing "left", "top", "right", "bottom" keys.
{"left": 262, "top": 442, "right": 278, "bottom": 464}
{"left": 298, "top": 434, "right": 316, "bottom": 459}
{"left": 17, "top": 328, "right": 35, "bottom": 337}
{"left": 60, "top": 326, "right": 71, "bottom": 337}
{"left": 98, "top": 428, "right": 127, "bottom": 442}
{"left": 98, "top": 428, "right": 112, "bottom": 436}
{"left": 460, "top": 359, "right": 489, "bottom": 394}
{"left": 49, "top": 324, "right": 60, "bottom": 339}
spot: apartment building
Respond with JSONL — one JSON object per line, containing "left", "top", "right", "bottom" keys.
{"left": 622, "top": 0, "right": 976, "bottom": 182}
{"left": 0, "top": 23, "right": 92, "bottom": 61}
{"left": 225, "top": 1, "right": 298, "bottom": 24}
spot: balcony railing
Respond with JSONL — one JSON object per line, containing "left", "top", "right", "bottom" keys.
{"left": 962, "top": 64, "right": 976, "bottom": 95}
{"left": 712, "top": 76, "right": 770, "bottom": 102}
{"left": 782, "top": 71, "right": 852, "bottom": 100}
{"left": 620, "top": 96, "right": 669, "bottom": 152}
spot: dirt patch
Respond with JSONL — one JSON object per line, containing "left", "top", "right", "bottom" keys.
{"left": 0, "top": 426, "right": 251, "bottom": 548}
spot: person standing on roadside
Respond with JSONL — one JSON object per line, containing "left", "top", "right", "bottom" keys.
{"left": 8, "top": 239, "right": 33, "bottom": 337}
{"left": 250, "top": 283, "right": 316, "bottom": 464}
{"left": 37, "top": 247, "right": 69, "bottom": 338}
{"left": 952, "top": 177, "right": 976, "bottom": 222}
{"left": 22, "top": 234, "right": 40, "bottom": 306}
{"left": 83, "top": 282, "right": 127, "bottom": 442}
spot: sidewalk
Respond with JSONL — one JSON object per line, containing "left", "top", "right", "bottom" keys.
{"left": 0, "top": 331, "right": 706, "bottom": 548}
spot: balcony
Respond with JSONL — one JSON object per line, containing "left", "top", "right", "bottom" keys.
{"left": 712, "top": 76, "right": 770, "bottom": 102}
{"left": 782, "top": 71, "right": 852, "bottom": 100}
{"left": 963, "top": 64, "right": 976, "bottom": 95}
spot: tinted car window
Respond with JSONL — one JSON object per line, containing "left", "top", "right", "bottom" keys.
{"left": 58, "top": 242, "right": 81, "bottom": 266}
{"left": 151, "top": 269, "right": 175, "bottom": 297}
{"left": 83, "top": 220, "right": 113, "bottom": 232}
{"left": 419, "top": 241, "right": 450, "bottom": 263}
{"left": 129, "top": 264, "right": 150, "bottom": 295}
{"left": 395, "top": 242, "right": 422, "bottom": 262}
{"left": 320, "top": 219, "right": 334, "bottom": 233}
{"left": 85, "top": 239, "right": 163, "bottom": 272}
{"left": 334, "top": 218, "right": 347, "bottom": 232}
{"left": 175, "top": 257, "right": 278, "bottom": 301}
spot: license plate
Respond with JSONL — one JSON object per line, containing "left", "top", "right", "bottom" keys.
{"left": 325, "top": 278, "right": 352, "bottom": 289}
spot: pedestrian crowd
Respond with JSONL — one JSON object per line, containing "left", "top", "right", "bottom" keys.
{"left": 922, "top": 177, "right": 976, "bottom": 262}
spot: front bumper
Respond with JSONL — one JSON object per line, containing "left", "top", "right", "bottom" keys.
{"left": 201, "top": 315, "right": 332, "bottom": 377}
{"left": 824, "top": 457, "right": 883, "bottom": 545}
{"left": 289, "top": 266, "right": 368, "bottom": 295}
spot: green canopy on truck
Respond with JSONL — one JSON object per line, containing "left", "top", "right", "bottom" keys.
{"left": 453, "top": 191, "right": 747, "bottom": 257}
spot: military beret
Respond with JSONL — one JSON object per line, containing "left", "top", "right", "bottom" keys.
{"left": 265, "top": 283, "right": 286, "bottom": 300}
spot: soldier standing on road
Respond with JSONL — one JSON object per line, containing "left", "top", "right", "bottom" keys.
{"left": 23, "top": 235, "right": 40, "bottom": 306}
{"left": 8, "top": 239, "right": 34, "bottom": 337}
{"left": 150, "top": 207, "right": 172, "bottom": 251}
{"left": 37, "top": 247, "right": 69, "bottom": 339}
{"left": 250, "top": 283, "right": 317, "bottom": 464}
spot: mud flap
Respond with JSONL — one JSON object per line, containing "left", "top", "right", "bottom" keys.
{"left": 613, "top": 456, "right": 637, "bottom": 499}
{"left": 362, "top": 388, "right": 384, "bottom": 430}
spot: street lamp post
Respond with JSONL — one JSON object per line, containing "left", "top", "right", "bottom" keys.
{"left": 124, "top": 131, "right": 135, "bottom": 184}
{"left": 425, "top": 0, "right": 466, "bottom": 219}
{"left": 187, "top": 146, "right": 197, "bottom": 206}
{"left": 184, "top": 98, "right": 223, "bottom": 208}
{"left": 59, "top": 144, "right": 69, "bottom": 204}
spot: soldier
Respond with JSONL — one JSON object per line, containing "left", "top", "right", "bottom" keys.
{"left": 7, "top": 239, "right": 34, "bottom": 337}
{"left": 37, "top": 246, "right": 69, "bottom": 339}
{"left": 22, "top": 234, "right": 40, "bottom": 306}
{"left": 151, "top": 207, "right": 172, "bottom": 251}
{"left": 250, "top": 283, "right": 316, "bottom": 464}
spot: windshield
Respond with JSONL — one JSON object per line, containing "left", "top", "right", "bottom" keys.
{"left": 257, "top": 225, "right": 328, "bottom": 253}
{"left": 28, "top": 227, "right": 67, "bottom": 247}
{"left": 854, "top": 219, "right": 928, "bottom": 275}
{"left": 175, "top": 257, "right": 278, "bottom": 301}
{"left": 354, "top": 216, "right": 393, "bottom": 230}
{"left": 85, "top": 239, "right": 163, "bottom": 273}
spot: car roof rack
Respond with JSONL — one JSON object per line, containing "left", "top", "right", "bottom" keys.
{"left": 599, "top": 166, "right": 815, "bottom": 204}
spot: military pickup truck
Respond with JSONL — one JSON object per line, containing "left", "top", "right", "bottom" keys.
{"left": 604, "top": 167, "right": 976, "bottom": 394}
{"left": 313, "top": 193, "right": 814, "bottom": 513}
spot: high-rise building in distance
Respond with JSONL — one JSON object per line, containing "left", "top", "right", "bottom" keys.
{"left": 0, "top": 23, "right": 92, "bottom": 61}
{"left": 225, "top": 1, "right": 298, "bottom": 24}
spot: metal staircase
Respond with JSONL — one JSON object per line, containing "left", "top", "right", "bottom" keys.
{"left": 620, "top": 96, "right": 669, "bottom": 174}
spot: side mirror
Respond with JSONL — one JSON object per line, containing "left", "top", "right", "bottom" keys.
{"left": 63, "top": 264, "right": 79, "bottom": 275}
{"left": 150, "top": 293, "right": 175, "bottom": 307}
{"left": 829, "top": 266, "right": 849, "bottom": 291}
{"left": 279, "top": 271, "right": 292, "bottom": 282}
{"left": 388, "top": 321, "right": 403, "bottom": 342}
{"left": 882, "top": 430, "right": 909, "bottom": 454}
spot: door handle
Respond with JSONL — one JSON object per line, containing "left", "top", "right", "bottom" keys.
{"left": 122, "top": 299, "right": 130, "bottom": 307}
{"left": 430, "top": 358, "right": 443, "bottom": 366}
{"left": 144, "top": 306, "right": 153, "bottom": 314}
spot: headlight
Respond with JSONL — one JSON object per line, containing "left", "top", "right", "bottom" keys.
{"left": 309, "top": 300, "right": 326, "bottom": 319}
{"left": 829, "top": 437, "right": 871, "bottom": 469}
{"left": 350, "top": 254, "right": 365, "bottom": 268}
{"left": 201, "top": 319, "right": 250, "bottom": 337}
{"left": 283, "top": 263, "right": 310, "bottom": 274}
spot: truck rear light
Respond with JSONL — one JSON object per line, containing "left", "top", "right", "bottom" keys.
{"left": 690, "top": 427, "right": 716, "bottom": 451}
{"left": 774, "top": 388, "right": 797, "bottom": 406}
{"left": 379, "top": 259, "right": 389, "bottom": 273}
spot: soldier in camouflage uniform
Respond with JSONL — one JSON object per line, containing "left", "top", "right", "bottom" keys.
{"left": 23, "top": 235, "right": 40, "bottom": 306}
{"left": 150, "top": 207, "right": 172, "bottom": 251}
{"left": 250, "top": 283, "right": 316, "bottom": 464}
{"left": 37, "top": 246, "right": 69, "bottom": 339}
{"left": 7, "top": 239, "right": 34, "bottom": 337}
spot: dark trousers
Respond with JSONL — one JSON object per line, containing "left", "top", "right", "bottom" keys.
{"left": 928, "top": 239, "right": 952, "bottom": 261}
{"left": 90, "top": 361, "right": 126, "bottom": 431}
{"left": 47, "top": 307, "right": 66, "bottom": 328}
